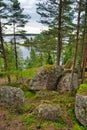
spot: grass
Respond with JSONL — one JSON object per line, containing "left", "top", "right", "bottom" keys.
{"left": 0, "top": 66, "right": 87, "bottom": 130}
{"left": 24, "top": 91, "right": 36, "bottom": 98}
{"left": 1, "top": 89, "right": 87, "bottom": 130}
{"left": 19, "top": 68, "right": 38, "bottom": 78}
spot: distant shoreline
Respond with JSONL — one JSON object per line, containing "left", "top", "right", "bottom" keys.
{"left": 3, "top": 33, "right": 39, "bottom": 37}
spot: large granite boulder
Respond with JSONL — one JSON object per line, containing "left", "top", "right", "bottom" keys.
{"left": 75, "top": 94, "right": 87, "bottom": 127}
{"left": 0, "top": 86, "right": 24, "bottom": 108}
{"left": 34, "top": 101, "right": 62, "bottom": 121}
{"left": 57, "top": 73, "right": 78, "bottom": 93}
{"left": 29, "top": 65, "right": 64, "bottom": 91}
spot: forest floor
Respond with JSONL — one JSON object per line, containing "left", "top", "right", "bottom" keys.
{"left": 0, "top": 88, "right": 86, "bottom": 130}
{"left": 0, "top": 70, "right": 87, "bottom": 130}
{"left": 0, "top": 78, "right": 8, "bottom": 85}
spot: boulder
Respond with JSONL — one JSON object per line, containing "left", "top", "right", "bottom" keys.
{"left": 75, "top": 94, "right": 87, "bottom": 127}
{"left": 57, "top": 73, "right": 78, "bottom": 93}
{"left": 29, "top": 65, "right": 64, "bottom": 91}
{"left": 0, "top": 86, "right": 24, "bottom": 108}
{"left": 34, "top": 101, "right": 62, "bottom": 121}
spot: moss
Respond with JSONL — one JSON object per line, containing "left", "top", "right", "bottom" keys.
{"left": 24, "top": 91, "right": 36, "bottom": 98}
{"left": 43, "top": 64, "right": 55, "bottom": 72}
{"left": 73, "top": 124, "right": 86, "bottom": 130}
{"left": 64, "top": 59, "right": 72, "bottom": 69}
{"left": 77, "top": 84, "right": 87, "bottom": 96}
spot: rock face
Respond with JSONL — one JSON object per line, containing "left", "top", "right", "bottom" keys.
{"left": 0, "top": 86, "right": 24, "bottom": 107}
{"left": 57, "top": 73, "right": 78, "bottom": 93}
{"left": 75, "top": 94, "right": 87, "bottom": 127}
{"left": 34, "top": 101, "right": 62, "bottom": 121}
{"left": 29, "top": 65, "right": 64, "bottom": 90}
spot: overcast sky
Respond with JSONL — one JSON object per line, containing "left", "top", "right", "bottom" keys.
{"left": 18, "top": 0, "right": 48, "bottom": 34}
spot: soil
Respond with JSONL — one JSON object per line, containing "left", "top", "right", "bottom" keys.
{"left": 0, "top": 106, "right": 26, "bottom": 130}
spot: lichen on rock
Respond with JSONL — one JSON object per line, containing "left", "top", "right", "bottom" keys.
{"left": 0, "top": 86, "right": 24, "bottom": 108}
{"left": 34, "top": 100, "right": 62, "bottom": 121}
{"left": 75, "top": 84, "right": 87, "bottom": 127}
{"left": 29, "top": 65, "right": 64, "bottom": 91}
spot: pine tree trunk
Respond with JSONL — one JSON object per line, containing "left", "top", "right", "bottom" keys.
{"left": 13, "top": 22, "right": 18, "bottom": 70}
{"left": 71, "top": 0, "right": 82, "bottom": 87}
{"left": 0, "top": 18, "right": 11, "bottom": 83}
{"left": 57, "top": 0, "right": 62, "bottom": 65}
{"left": 81, "top": 0, "right": 87, "bottom": 83}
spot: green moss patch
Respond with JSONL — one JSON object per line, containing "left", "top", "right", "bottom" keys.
{"left": 77, "top": 84, "right": 87, "bottom": 96}
{"left": 43, "top": 64, "right": 55, "bottom": 72}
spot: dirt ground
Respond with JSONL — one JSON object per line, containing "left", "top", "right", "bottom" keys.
{"left": 0, "top": 106, "right": 26, "bottom": 130}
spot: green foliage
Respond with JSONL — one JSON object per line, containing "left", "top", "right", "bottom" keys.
{"left": 68, "top": 109, "right": 77, "bottom": 122}
{"left": 24, "top": 91, "right": 36, "bottom": 99}
{"left": 25, "top": 117, "right": 35, "bottom": 125}
{"left": 20, "top": 68, "right": 38, "bottom": 78}
{"left": 73, "top": 124, "right": 86, "bottom": 130}
{"left": 77, "top": 84, "right": 87, "bottom": 96}
{"left": 0, "top": 72, "right": 7, "bottom": 77}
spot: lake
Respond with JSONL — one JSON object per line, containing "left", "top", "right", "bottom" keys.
{"left": 3, "top": 34, "right": 38, "bottom": 59}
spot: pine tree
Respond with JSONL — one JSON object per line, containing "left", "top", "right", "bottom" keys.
{"left": 71, "top": 0, "right": 82, "bottom": 87}
{"left": 0, "top": 0, "right": 11, "bottom": 82}
{"left": 8, "top": 0, "right": 30, "bottom": 70}
{"left": 36, "top": 0, "right": 75, "bottom": 65}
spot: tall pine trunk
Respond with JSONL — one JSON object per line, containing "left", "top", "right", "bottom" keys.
{"left": 81, "top": 0, "right": 87, "bottom": 83}
{"left": 13, "top": 22, "right": 18, "bottom": 70}
{"left": 57, "top": 0, "right": 62, "bottom": 65}
{"left": 71, "top": 0, "right": 82, "bottom": 87}
{"left": 0, "top": 18, "right": 11, "bottom": 83}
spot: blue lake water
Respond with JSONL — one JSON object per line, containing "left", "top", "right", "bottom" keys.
{"left": 3, "top": 35, "right": 36, "bottom": 59}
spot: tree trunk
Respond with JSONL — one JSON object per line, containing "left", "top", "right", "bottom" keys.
{"left": 13, "top": 22, "right": 18, "bottom": 70}
{"left": 57, "top": 0, "right": 62, "bottom": 65}
{"left": 81, "top": 0, "right": 87, "bottom": 83}
{"left": 0, "top": 18, "right": 11, "bottom": 83}
{"left": 71, "top": 0, "right": 82, "bottom": 87}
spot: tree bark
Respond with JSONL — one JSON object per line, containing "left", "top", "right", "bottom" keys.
{"left": 13, "top": 22, "right": 18, "bottom": 70}
{"left": 0, "top": 18, "right": 11, "bottom": 83}
{"left": 71, "top": 0, "right": 82, "bottom": 87}
{"left": 57, "top": 0, "right": 62, "bottom": 65}
{"left": 81, "top": 0, "right": 87, "bottom": 83}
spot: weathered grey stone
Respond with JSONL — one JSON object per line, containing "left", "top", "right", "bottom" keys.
{"left": 34, "top": 101, "right": 62, "bottom": 121}
{"left": 29, "top": 65, "right": 64, "bottom": 90}
{"left": 57, "top": 73, "right": 78, "bottom": 93}
{"left": 0, "top": 86, "right": 24, "bottom": 108}
{"left": 75, "top": 94, "right": 87, "bottom": 127}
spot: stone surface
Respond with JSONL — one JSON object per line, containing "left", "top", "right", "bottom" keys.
{"left": 0, "top": 86, "right": 24, "bottom": 107}
{"left": 29, "top": 65, "right": 64, "bottom": 90}
{"left": 57, "top": 73, "right": 78, "bottom": 93}
{"left": 75, "top": 94, "right": 87, "bottom": 127}
{"left": 34, "top": 101, "right": 62, "bottom": 121}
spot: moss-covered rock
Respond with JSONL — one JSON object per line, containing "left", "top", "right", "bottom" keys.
{"left": 75, "top": 84, "right": 87, "bottom": 127}
{"left": 29, "top": 65, "right": 64, "bottom": 91}
{"left": 0, "top": 86, "right": 24, "bottom": 109}
{"left": 57, "top": 73, "right": 78, "bottom": 94}
{"left": 34, "top": 100, "right": 62, "bottom": 121}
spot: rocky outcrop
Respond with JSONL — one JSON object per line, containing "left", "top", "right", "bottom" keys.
{"left": 57, "top": 73, "right": 78, "bottom": 93}
{"left": 29, "top": 65, "right": 64, "bottom": 91}
{"left": 75, "top": 94, "right": 87, "bottom": 127}
{"left": 34, "top": 101, "right": 62, "bottom": 121}
{"left": 0, "top": 86, "right": 24, "bottom": 108}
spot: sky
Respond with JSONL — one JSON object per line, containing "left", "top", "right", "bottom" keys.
{"left": 18, "top": 0, "right": 48, "bottom": 34}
